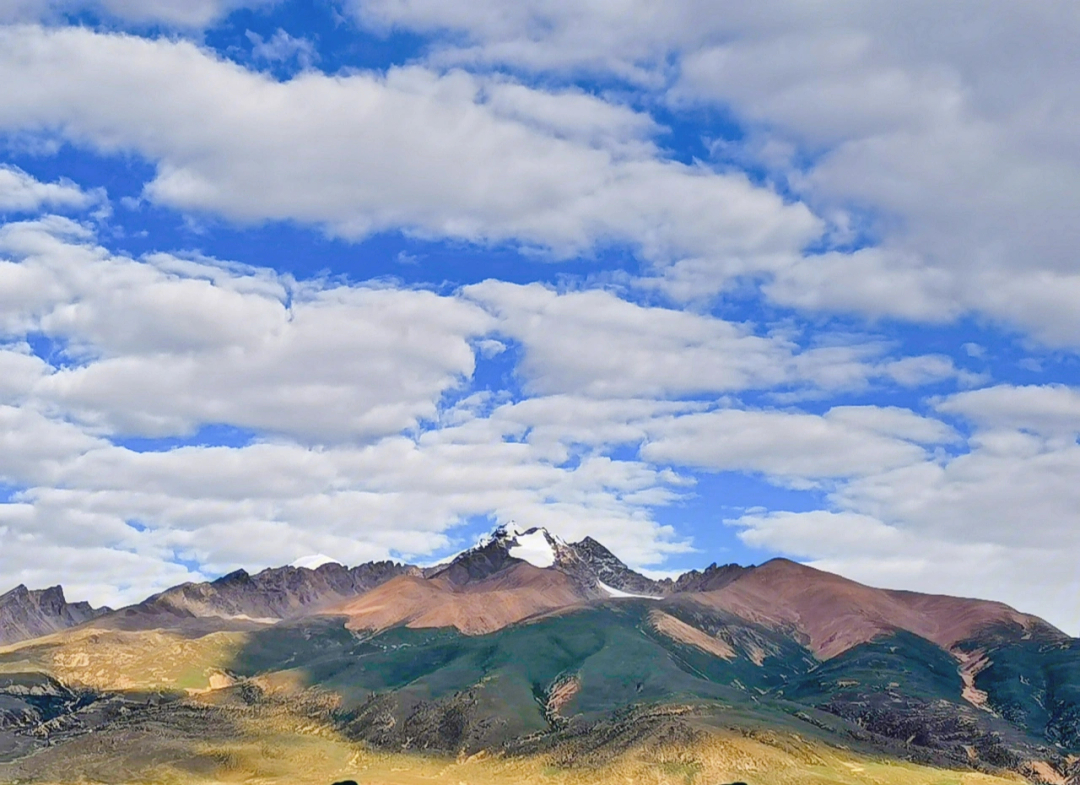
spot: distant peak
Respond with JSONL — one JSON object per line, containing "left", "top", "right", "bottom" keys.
{"left": 572, "top": 536, "right": 622, "bottom": 562}
{"left": 1, "top": 584, "right": 30, "bottom": 599}
{"left": 754, "top": 557, "right": 837, "bottom": 578}
{"left": 39, "top": 585, "right": 66, "bottom": 600}
{"left": 0, "top": 582, "right": 110, "bottom": 647}
{"left": 1, "top": 584, "right": 67, "bottom": 604}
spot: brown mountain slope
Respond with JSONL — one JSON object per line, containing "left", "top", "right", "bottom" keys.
{"left": 330, "top": 562, "right": 590, "bottom": 635}
{"left": 688, "top": 558, "right": 1062, "bottom": 658}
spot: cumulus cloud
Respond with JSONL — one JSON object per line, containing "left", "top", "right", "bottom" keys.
{"left": 0, "top": 25, "right": 818, "bottom": 274}
{"left": 246, "top": 28, "right": 318, "bottom": 69}
{"left": 0, "top": 165, "right": 102, "bottom": 214}
{"left": 466, "top": 280, "right": 973, "bottom": 398}
{"left": 640, "top": 406, "right": 955, "bottom": 484}
{"left": 0, "top": 217, "right": 491, "bottom": 442}
{"left": 936, "top": 384, "right": 1080, "bottom": 437}
{"left": 344, "top": 0, "right": 1080, "bottom": 347}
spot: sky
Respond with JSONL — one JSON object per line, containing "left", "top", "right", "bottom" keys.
{"left": 1, "top": 0, "right": 1079, "bottom": 632}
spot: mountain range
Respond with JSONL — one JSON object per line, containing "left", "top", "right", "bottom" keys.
{"left": 1, "top": 526, "right": 1077, "bottom": 785}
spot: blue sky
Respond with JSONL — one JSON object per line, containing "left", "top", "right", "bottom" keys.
{"left": 1, "top": 0, "right": 1080, "bottom": 632}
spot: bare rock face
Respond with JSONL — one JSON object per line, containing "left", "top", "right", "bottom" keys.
{"left": 423, "top": 527, "right": 524, "bottom": 586}
{"left": 0, "top": 585, "right": 110, "bottom": 647}
{"left": 558, "top": 536, "right": 673, "bottom": 597}
{"left": 672, "top": 562, "right": 748, "bottom": 593}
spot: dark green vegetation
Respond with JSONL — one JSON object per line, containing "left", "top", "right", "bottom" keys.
{"left": 962, "top": 628, "right": 1080, "bottom": 750}
{"left": 221, "top": 599, "right": 1080, "bottom": 779}
{"left": 232, "top": 603, "right": 801, "bottom": 729}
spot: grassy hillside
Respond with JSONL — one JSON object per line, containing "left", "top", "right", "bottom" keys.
{"left": 1, "top": 599, "right": 1076, "bottom": 783}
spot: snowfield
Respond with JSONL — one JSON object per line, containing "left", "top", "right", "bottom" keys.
{"left": 507, "top": 529, "right": 557, "bottom": 568}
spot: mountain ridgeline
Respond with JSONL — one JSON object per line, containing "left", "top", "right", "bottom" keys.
{"left": 1, "top": 526, "right": 1078, "bottom": 785}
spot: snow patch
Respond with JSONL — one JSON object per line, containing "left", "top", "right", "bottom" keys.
{"left": 291, "top": 554, "right": 339, "bottom": 569}
{"left": 507, "top": 529, "right": 556, "bottom": 568}
{"left": 598, "top": 581, "right": 661, "bottom": 600}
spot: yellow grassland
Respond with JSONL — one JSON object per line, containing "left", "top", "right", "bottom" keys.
{"left": 0, "top": 627, "right": 249, "bottom": 691}
{"left": 141, "top": 705, "right": 1025, "bottom": 785}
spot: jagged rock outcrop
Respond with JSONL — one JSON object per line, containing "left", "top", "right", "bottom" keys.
{"left": 0, "top": 585, "right": 110, "bottom": 647}
{"left": 423, "top": 528, "right": 524, "bottom": 586}
{"left": 672, "top": 562, "right": 747, "bottom": 593}
{"left": 560, "top": 536, "right": 672, "bottom": 596}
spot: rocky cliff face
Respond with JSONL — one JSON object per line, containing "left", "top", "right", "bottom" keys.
{"left": 0, "top": 585, "right": 110, "bottom": 647}
{"left": 558, "top": 535, "right": 674, "bottom": 596}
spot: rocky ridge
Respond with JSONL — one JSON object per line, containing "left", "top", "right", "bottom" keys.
{"left": 0, "top": 585, "right": 110, "bottom": 647}
{"left": 105, "top": 560, "right": 416, "bottom": 631}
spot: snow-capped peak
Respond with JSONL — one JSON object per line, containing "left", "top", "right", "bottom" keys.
{"left": 290, "top": 554, "right": 339, "bottom": 569}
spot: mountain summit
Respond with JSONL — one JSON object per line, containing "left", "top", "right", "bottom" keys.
{"left": 420, "top": 525, "right": 669, "bottom": 596}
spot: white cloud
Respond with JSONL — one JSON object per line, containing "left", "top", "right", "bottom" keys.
{"left": 345, "top": 0, "right": 708, "bottom": 83}
{"left": 640, "top": 405, "right": 954, "bottom": 483}
{"left": 344, "top": 0, "right": 1080, "bottom": 347}
{"left": 466, "top": 280, "right": 972, "bottom": 398}
{"left": 0, "top": 217, "right": 491, "bottom": 442}
{"left": 670, "top": 4, "right": 1080, "bottom": 344}
{"left": 0, "top": 25, "right": 818, "bottom": 273}
{"left": 465, "top": 280, "right": 792, "bottom": 397}
{"left": 936, "top": 384, "right": 1080, "bottom": 437}
{"left": 762, "top": 248, "right": 959, "bottom": 323}
{"left": 0, "top": 165, "right": 102, "bottom": 214}
{"left": 246, "top": 28, "right": 317, "bottom": 69}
